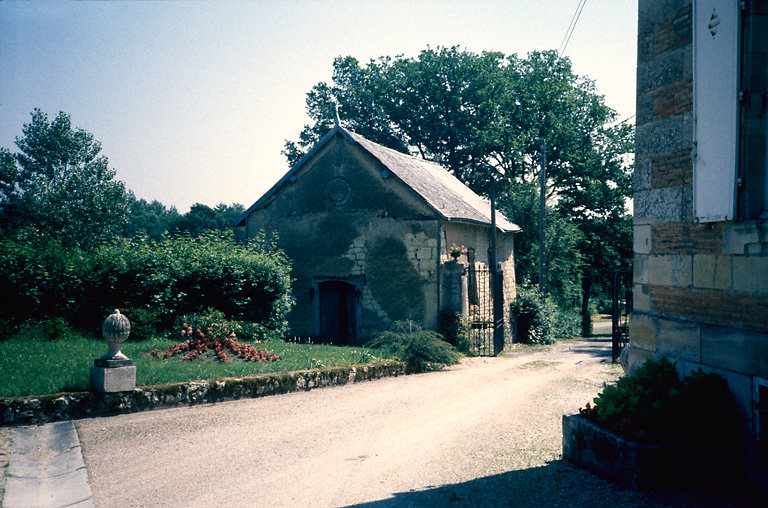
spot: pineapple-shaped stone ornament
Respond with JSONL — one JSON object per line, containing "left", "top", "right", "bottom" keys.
{"left": 101, "top": 309, "right": 131, "bottom": 361}
{"left": 92, "top": 309, "right": 136, "bottom": 392}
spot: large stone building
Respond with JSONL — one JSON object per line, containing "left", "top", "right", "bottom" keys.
{"left": 631, "top": 0, "right": 768, "bottom": 484}
{"left": 237, "top": 124, "right": 518, "bottom": 346}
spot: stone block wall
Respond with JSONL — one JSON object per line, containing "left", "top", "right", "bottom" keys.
{"left": 633, "top": 0, "right": 768, "bottom": 483}
{"left": 403, "top": 231, "right": 439, "bottom": 282}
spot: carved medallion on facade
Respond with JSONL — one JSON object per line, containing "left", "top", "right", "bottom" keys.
{"left": 327, "top": 177, "right": 351, "bottom": 206}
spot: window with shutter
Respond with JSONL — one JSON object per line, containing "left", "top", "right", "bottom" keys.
{"left": 694, "top": 0, "right": 768, "bottom": 222}
{"left": 738, "top": 0, "right": 768, "bottom": 219}
{"left": 693, "top": 0, "right": 740, "bottom": 222}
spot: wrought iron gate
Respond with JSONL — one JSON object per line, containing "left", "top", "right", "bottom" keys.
{"left": 467, "top": 266, "right": 504, "bottom": 356}
{"left": 611, "top": 268, "right": 633, "bottom": 362}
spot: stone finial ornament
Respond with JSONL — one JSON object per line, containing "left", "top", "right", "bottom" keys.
{"left": 334, "top": 101, "right": 341, "bottom": 127}
{"left": 101, "top": 309, "right": 131, "bottom": 361}
{"left": 92, "top": 309, "right": 136, "bottom": 392}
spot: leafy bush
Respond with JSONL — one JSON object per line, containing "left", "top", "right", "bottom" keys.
{"left": 119, "top": 307, "right": 163, "bottom": 341}
{"left": 15, "top": 318, "right": 72, "bottom": 342}
{"left": 367, "top": 320, "right": 461, "bottom": 373}
{"left": 0, "top": 229, "right": 86, "bottom": 327}
{"left": 581, "top": 358, "right": 739, "bottom": 448}
{"left": 0, "top": 229, "right": 293, "bottom": 338}
{"left": 583, "top": 357, "right": 682, "bottom": 443}
{"left": 543, "top": 300, "right": 580, "bottom": 339}
{"left": 174, "top": 309, "right": 235, "bottom": 340}
{"left": 510, "top": 287, "right": 580, "bottom": 344}
{"left": 510, "top": 289, "right": 546, "bottom": 343}
{"left": 593, "top": 294, "right": 613, "bottom": 315}
{"left": 438, "top": 311, "right": 471, "bottom": 354}
{"left": 238, "top": 321, "right": 283, "bottom": 342}
{"left": 172, "top": 308, "right": 280, "bottom": 343}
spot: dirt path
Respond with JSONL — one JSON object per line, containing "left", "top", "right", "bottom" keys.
{"left": 75, "top": 337, "right": 743, "bottom": 507}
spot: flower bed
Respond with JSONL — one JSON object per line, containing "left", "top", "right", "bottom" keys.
{"left": 563, "top": 358, "right": 743, "bottom": 491}
{"left": 150, "top": 324, "right": 278, "bottom": 363}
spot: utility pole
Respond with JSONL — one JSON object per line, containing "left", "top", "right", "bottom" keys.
{"left": 490, "top": 176, "right": 503, "bottom": 356}
{"left": 539, "top": 138, "right": 547, "bottom": 300}
{"left": 490, "top": 177, "right": 498, "bottom": 271}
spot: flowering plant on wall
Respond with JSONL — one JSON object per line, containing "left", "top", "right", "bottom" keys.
{"left": 449, "top": 243, "right": 467, "bottom": 259}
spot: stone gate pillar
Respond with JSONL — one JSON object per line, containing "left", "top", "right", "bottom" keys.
{"left": 441, "top": 260, "right": 468, "bottom": 317}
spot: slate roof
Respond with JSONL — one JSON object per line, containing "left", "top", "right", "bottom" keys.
{"left": 236, "top": 125, "right": 519, "bottom": 233}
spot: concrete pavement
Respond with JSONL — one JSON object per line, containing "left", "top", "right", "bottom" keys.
{"left": 3, "top": 421, "right": 94, "bottom": 508}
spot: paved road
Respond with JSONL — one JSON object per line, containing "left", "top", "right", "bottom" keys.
{"left": 74, "top": 336, "right": 708, "bottom": 508}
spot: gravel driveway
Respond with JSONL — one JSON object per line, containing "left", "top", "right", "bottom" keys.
{"left": 72, "top": 335, "right": 756, "bottom": 507}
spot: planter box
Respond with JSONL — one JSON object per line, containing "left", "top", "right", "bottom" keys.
{"left": 562, "top": 414, "right": 692, "bottom": 490}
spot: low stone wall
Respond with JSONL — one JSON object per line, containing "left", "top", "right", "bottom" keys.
{"left": 563, "top": 414, "right": 691, "bottom": 490}
{"left": 0, "top": 361, "right": 405, "bottom": 426}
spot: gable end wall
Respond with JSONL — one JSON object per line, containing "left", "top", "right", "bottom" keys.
{"left": 244, "top": 135, "right": 445, "bottom": 342}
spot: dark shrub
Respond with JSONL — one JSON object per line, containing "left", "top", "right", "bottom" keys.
{"left": 0, "top": 229, "right": 85, "bottom": 326}
{"left": 582, "top": 358, "right": 740, "bottom": 448}
{"left": 585, "top": 357, "right": 683, "bottom": 443}
{"left": 438, "top": 311, "right": 471, "bottom": 354}
{"left": 510, "top": 287, "right": 580, "bottom": 344}
{"left": 84, "top": 231, "right": 293, "bottom": 335}
{"left": 510, "top": 289, "right": 542, "bottom": 343}
{"left": 367, "top": 320, "right": 461, "bottom": 373}
{"left": 15, "top": 317, "right": 72, "bottom": 341}
{"left": 580, "top": 358, "right": 743, "bottom": 486}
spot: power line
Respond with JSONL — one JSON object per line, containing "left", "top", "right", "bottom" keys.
{"left": 559, "top": 0, "right": 588, "bottom": 56}
{"left": 607, "top": 113, "right": 637, "bottom": 127}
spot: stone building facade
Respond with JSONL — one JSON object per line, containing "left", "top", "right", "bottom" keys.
{"left": 631, "top": 0, "right": 768, "bottom": 484}
{"left": 237, "top": 124, "right": 518, "bottom": 346}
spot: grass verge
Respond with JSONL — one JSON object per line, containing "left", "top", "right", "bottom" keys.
{"left": 0, "top": 334, "right": 387, "bottom": 398}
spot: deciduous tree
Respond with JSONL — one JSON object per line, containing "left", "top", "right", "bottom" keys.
{"left": 172, "top": 202, "right": 246, "bottom": 242}
{"left": 122, "top": 191, "right": 180, "bottom": 241}
{"left": 286, "top": 47, "right": 634, "bottom": 332}
{"left": 0, "top": 109, "right": 128, "bottom": 250}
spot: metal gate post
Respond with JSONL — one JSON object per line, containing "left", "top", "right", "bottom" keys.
{"left": 611, "top": 269, "right": 620, "bottom": 362}
{"left": 493, "top": 267, "right": 504, "bottom": 356}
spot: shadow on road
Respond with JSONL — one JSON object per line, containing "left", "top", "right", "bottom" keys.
{"left": 560, "top": 336, "right": 614, "bottom": 360}
{"left": 343, "top": 460, "right": 759, "bottom": 508}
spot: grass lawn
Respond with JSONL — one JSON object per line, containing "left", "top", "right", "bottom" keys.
{"left": 0, "top": 334, "right": 389, "bottom": 398}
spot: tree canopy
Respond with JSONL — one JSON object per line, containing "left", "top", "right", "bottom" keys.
{"left": 122, "top": 191, "right": 181, "bottom": 241}
{"left": 1, "top": 109, "right": 249, "bottom": 248}
{"left": 285, "top": 47, "right": 630, "bottom": 195}
{"left": 0, "top": 109, "right": 128, "bottom": 250}
{"left": 171, "top": 202, "right": 246, "bottom": 242}
{"left": 286, "top": 46, "right": 634, "bottom": 331}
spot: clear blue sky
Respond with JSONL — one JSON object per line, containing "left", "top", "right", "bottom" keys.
{"left": 1, "top": 0, "right": 637, "bottom": 213}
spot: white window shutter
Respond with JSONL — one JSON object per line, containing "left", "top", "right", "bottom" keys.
{"left": 693, "top": 0, "right": 739, "bottom": 222}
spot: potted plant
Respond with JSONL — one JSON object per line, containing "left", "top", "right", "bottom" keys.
{"left": 448, "top": 243, "right": 467, "bottom": 260}
{"left": 563, "top": 358, "right": 741, "bottom": 490}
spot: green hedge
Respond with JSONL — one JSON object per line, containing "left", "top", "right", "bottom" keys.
{"left": 510, "top": 287, "right": 580, "bottom": 344}
{"left": 0, "top": 230, "right": 293, "bottom": 338}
